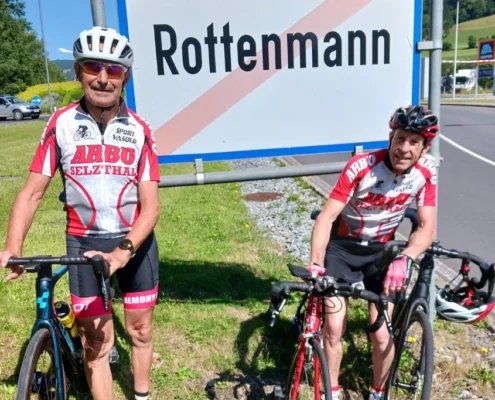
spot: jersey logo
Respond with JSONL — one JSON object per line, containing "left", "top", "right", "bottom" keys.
{"left": 74, "top": 125, "right": 93, "bottom": 141}
{"left": 346, "top": 154, "right": 376, "bottom": 183}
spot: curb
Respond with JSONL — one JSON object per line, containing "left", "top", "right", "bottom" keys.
{"left": 277, "top": 156, "right": 495, "bottom": 332}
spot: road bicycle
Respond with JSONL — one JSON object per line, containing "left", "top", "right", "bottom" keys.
{"left": 6, "top": 254, "right": 110, "bottom": 400}
{"left": 267, "top": 209, "right": 495, "bottom": 399}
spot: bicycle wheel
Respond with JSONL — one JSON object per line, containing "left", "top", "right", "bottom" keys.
{"left": 16, "top": 328, "right": 66, "bottom": 400}
{"left": 385, "top": 309, "right": 433, "bottom": 400}
{"left": 285, "top": 337, "right": 331, "bottom": 400}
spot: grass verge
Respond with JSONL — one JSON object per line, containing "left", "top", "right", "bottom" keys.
{"left": 0, "top": 122, "right": 494, "bottom": 399}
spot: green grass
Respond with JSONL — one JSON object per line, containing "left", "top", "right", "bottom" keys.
{"left": 0, "top": 122, "right": 494, "bottom": 399}
{"left": 442, "top": 14, "right": 495, "bottom": 61}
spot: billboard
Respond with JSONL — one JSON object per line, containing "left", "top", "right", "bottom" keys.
{"left": 117, "top": 0, "right": 422, "bottom": 164}
{"left": 478, "top": 40, "right": 495, "bottom": 61}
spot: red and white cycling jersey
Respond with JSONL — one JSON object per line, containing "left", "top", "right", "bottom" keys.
{"left": 29, "top": 98, "right": 160, "bottom": 237}
{"left": 330, "top": 149, "right": 436, "bottom": 243}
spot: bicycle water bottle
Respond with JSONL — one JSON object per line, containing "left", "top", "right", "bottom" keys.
{"left": 55, "top": 301, "right": 79, "bottom": 338}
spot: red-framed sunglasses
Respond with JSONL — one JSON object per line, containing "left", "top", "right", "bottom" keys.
{"left": 79, "top": 61, "right": 128, "bottom": 79}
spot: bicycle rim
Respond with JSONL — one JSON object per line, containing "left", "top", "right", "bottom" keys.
{"left": 386, "top": 309, "right": 433, "bottom": 400}
{"left": 286, "top": 337, "right": 331, "bottom": 400}
{"left": 15, "top": 328, "right": 66, "bottom": 400}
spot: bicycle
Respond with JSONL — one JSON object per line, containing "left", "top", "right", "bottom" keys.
{"left": 267, "top": 208, "right": 495, "bottom": 400}
{"left": 6, "top": 254, "right": 110, "bottom": 400}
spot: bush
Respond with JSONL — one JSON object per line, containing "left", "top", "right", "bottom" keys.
{"left": 443, "top": 40, "right": 453, "bottom": 51}
{"left": 40, "top": 93, "right": 63, "bottom": 114}
{"left": 492, "top": 34, "right": 495, "bottom": 39}
{"left": 468, "top": 35, "right": 477, "bottom": 48}
{"left": 17, "top": 82, "right": 83, "bottom": 110}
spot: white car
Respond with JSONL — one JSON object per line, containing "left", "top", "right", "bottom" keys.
{"left": 0, "top": 95, "right": 41, "bottom": 121}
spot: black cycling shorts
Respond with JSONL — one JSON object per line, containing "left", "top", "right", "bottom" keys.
{"left": 324, "top": 239, "right": 393, "bottom": 301}
{"left": 67, "top": 232, "right": 159, "bottom": 319}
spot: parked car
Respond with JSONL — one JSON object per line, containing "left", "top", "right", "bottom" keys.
{"left": 0, "top": 95, "right": 41, "bottom": 120}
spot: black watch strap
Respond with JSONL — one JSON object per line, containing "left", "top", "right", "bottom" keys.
{"left": 118, "top": 239, "right": 135, "bottom": 258}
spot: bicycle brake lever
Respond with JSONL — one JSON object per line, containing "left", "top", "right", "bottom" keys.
{"left": 96, "top": 272, "right": 110, "bottom": 312}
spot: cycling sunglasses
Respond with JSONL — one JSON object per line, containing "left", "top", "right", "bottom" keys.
{"left": 79, "top": 60, "right": 127, "bottom": 79}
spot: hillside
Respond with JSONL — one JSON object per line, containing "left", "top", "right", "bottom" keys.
{"left": 52, "top": 59, "right": 75, "bottom": 81}
{"left": 442, "top": 14, "right": 495, "bottom": 60}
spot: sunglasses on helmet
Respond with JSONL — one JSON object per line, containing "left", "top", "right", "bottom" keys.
{"left": 79, "top": 60, "right": 127, "bottom": 79}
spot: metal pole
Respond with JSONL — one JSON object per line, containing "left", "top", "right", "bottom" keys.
{"left": 475, "top": 64, "right": 479, "bottom": 97}
{"left": 37, "top": 0, "right": 52, "bottom": 114}
{"left": 428, "top": 0, "right": 444, "bottom": 325}
{"left": 158, "top": 161, "right": 348, "bottom": 188}
{"left": 453, "top": 0, "right": 460, "bottom": 99}
{"left": 90, "top": 0, "right": 107, "bottom": 27}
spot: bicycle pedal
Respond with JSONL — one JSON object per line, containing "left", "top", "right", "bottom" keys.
{"left": 272, "top": 385, "right": 285, "bottom": 399}
{"left": 109, "top": 346, "right": 119, "bottom": 364}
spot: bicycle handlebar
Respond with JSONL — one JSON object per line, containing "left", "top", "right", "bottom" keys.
{"left": 268, "top": 275, "right": 391, "bottom": 333}
{"left": 384, "top": 240, "right": 495, "bottom": 292}
{"left": 7, "top": 255, "right": 111, "bottom": 311}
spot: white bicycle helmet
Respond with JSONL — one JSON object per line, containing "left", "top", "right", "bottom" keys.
{"left": 436, "top": 286, "right": 495, "bottom": 324}
{"left": 73, "top": 26, "right": 134, "bottom": 68}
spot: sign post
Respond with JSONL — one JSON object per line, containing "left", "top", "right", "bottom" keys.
{"left": 478, "top": 39, "right": 495, "bottom": 95}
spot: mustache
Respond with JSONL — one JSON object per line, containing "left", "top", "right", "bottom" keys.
{"left": 90, "top": 85, "right": 115, "bottom": 92}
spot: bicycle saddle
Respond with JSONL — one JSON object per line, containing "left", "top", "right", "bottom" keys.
{"left": 288, "top": 264, "right": 313, "bottom": 280}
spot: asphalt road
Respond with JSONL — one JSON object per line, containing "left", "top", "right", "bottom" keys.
{"left": 293, "top": 105, "right": 495, "bottom": 284}
{"left": 0, "top": 115, "right": 49, "bottom": 125}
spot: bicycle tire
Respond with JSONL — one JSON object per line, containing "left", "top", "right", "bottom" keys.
{"left": 385, "top": 309, "right": 433, "bottom": 400}
{"left": 16, "top": 328, "right": 66, "bottom": 400}
{"left": 285, "top": 337, "right": 331, "bottom": 400}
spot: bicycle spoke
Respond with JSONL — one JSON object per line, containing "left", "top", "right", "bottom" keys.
{"left": 388, "top": 315, "right": 430, "bottom": 400}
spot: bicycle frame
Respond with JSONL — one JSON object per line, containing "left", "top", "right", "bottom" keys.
{"left": 289, "top": 293, "right": 324, "bottom": 398}
{"left": 390, "top": 253, "right": 434, "bottom": 339}
{"left": 32, "top": 262, "right": 82, "bottom": 399}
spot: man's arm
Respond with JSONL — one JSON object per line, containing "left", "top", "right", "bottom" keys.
{"left": 4, "top": 172, "right": 52, "bottom": 256}
{"left": 401, "top": 205, "right": 436, "bottom": 260}
{"left": 309, "top": 198, "right": 347, "bottom": 267}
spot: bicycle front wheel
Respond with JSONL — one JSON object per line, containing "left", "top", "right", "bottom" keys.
{"left": 385, "top": 309, "right": 433, "bottom": 400}
{"left": 16, "top": 328, "right": 66, "bottom": 400}
{"left": 285, "top": 337, "right": 331, "bottom": 400}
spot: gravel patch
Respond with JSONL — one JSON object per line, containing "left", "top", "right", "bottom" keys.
{"left": 229, "top": 157, "right": 326, "bottom": 265}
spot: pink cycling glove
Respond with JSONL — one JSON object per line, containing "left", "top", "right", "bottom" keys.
{"left": 307, "top": 263, "right": 326, "bottom": 277}
{"left": 383, "top": 254, "right": 414, "bottom": 295}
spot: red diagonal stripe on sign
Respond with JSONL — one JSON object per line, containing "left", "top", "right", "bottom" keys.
{"left": 155, "top": 0, "right": 374, "bottom": 155}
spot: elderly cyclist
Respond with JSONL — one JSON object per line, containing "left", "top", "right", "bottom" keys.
{"left": 1, "top": 27, "right": 160, "bottom": 400}
{"left": 307, "top": 105, "right": 438, "bottom": 400}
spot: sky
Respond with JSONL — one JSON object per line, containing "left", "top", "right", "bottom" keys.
{"left": 24, "top": 0, "right": 121, "bottom": 61}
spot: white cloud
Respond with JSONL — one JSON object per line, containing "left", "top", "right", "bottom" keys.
{"left": 58, "top": 48, "right": 72, "bottom": 54}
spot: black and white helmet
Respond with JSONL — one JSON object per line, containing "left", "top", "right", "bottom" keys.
{"left": 73, "top": 26, "right": 134, "bottom": 68}
{"left": 435, "top": 286, "right": 495, "bottom": 324}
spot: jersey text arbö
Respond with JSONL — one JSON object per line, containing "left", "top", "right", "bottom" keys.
{"left": 330, "top": 149, "right": 436, "bottom": 242}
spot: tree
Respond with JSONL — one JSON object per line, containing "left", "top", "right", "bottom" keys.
{"left": 443, "top": 40, "right": 453, "bottom": 51}
{"left": 468, "top": 35, "right": 477, "bottom": 48}
{"left": 0, "top": 0, "right": 65, "bottom": 94}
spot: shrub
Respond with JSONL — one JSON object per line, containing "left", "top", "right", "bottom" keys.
{"left": 18, "top": 82, "right": 83, "bottom": 109}
{"left": 467, "top": 35, "right": 477, "bottom": 49}
{"left": 443, "top": 40, "right": 453, "bottom": 51}
{"left": 41, "top": 93, "right": 63, "bottom": 114}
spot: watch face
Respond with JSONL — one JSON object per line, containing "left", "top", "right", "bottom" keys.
{"left": 120, "top": 240, "right": 134, "bottom": 252}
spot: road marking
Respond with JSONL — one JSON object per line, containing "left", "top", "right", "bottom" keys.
{"left": 440, "top": 133, "right": 495, "bottom": 167}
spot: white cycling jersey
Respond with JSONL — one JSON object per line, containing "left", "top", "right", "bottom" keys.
{"left": 29, "top": 98, "right": 160, "bottom": 237}
{"left": 330, "top": 149, "right": 436, "bottom": 243}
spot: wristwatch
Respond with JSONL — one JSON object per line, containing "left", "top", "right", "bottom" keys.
{"left": 118, "top": 239, "right": 135, "bottom": 258}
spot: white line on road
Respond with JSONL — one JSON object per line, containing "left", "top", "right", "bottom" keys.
{"left": 440, "top": 133, "right": 495, "bottom": 167}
